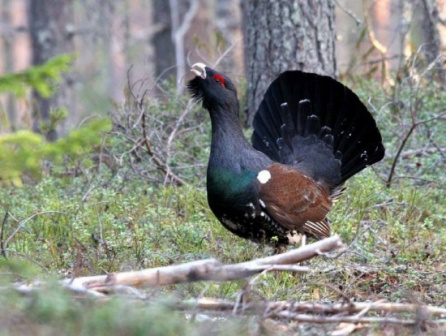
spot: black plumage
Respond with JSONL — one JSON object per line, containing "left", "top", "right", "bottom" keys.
{"left": 252, "top": 71, "right": 385, "bottom": 187}
{"left": 188, "top": 63, "right": 385, "bottom": 246}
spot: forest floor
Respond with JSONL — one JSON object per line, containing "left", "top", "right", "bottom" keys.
{"left": 1, "top": 158, "right": 445, "bottom": 335}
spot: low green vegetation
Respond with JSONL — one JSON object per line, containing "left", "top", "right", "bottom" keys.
{"left": 0, "top": 54, "right": 73, "bottom": 99}
{"left": 0, "top": 57, "right": 445, "bottom": 335}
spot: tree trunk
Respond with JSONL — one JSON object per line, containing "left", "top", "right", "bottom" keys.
{"left": 152, "top": 0, "right": 176, "bottom": 83}
{"left": 243, "top": 0, "right": 336, "bottom": 124}
{"left": 152, "top": 0, "right": 200, "bottom": 94}
{"left": 419, "top": 0, "right": 445, "bottom": 84}
{"left": 1, "top": 0, "right": 17, "bottom": 131}
{"left": 29, "top": 0, "right": 74, "bottom": 141}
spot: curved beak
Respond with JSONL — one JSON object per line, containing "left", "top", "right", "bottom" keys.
{"left": 191, "top": 63, "right": 207, "bottom": 79}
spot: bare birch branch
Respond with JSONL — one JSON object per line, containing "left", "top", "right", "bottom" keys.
{"left": 175, "top": 297, "right": 446, "bottom": 317}
{"left": 170, "top": 0, "right": 199, "bottom": 95}
{"left": 64, "top": 236, "right": 343, "bottom": 291}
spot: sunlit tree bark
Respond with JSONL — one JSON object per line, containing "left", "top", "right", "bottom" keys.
{"left": 243, "top": 0, "right": 336, "bottom": 123}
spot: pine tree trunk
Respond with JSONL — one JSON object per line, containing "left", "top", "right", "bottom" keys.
{"left": 2, "top": 0, "right": 17, "bottom": 131}
{"left": 152, "top": 0, "right": 176, "bottom": 82}
{"left": 420, "top": 0, "right": 445, "bottom": 84}
{"left": 243, "top": 0, "right": 336, "bottom": 123}
{"left": 29, "top": 0, "right": 74, "bottom": 141}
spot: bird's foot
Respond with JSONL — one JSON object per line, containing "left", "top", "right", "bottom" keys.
{"left": 286, "top": 231, "right": 306, "bottom": 247}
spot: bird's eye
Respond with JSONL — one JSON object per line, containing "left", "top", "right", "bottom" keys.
{"left": 212, "top": 74, "right": 226, "bottom": 88}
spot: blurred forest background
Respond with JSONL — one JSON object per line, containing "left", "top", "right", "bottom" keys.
{"left": 1, "top": 0, "right": 446, "bottom": 136}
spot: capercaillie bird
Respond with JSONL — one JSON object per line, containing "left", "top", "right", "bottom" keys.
{"left": 188, "top": 63, "right": 384, "bottom": 247}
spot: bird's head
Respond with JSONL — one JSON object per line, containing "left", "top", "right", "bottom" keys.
{"left": 187, "top": 63, "right": 238, "bottom": 111}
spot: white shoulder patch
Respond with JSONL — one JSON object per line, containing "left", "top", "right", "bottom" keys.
{"left": 257, "top": 170, "right": 271, "bottom": 184}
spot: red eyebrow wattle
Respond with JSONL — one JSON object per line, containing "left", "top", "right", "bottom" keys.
{"left": 212, "top": 74, "right": 226, "bottom": 88}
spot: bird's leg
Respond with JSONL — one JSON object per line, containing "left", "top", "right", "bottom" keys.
{"left": 301, "top": 234, "right": 307, "bottom": 247}
{"left": 274, "top": 244, "right": 287, "bottom": 254}
{"left": 286, "top": 231, "right": 305, "bottom": 246}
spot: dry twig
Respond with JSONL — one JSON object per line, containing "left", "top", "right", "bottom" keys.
{"left": 0, "top": 209, "right": 8, "bottom": 258}
{"left": 141, "top": 112, "right": 187, "bottom": 186}
{"left": 400, "top": 146, "right": 446, "bottom": 159}
{"left": 386, "top": 111, "right": 446, "bottom": 187}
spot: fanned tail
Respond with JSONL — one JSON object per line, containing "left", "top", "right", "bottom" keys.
{"left": 252, "top": 71, "right": 385, "bottom": 189}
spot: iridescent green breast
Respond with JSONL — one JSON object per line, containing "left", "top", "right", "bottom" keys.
{"left": 207, "top": 167, "right": 257, "bottom": 206}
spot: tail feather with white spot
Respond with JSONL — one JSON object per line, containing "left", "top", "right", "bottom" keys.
{"left": 252, "top": 71, "right": 385, "bottom": 190}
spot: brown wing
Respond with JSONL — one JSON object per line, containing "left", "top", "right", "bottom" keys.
{"left": 257, "top": 163, "right": 333, "bottom": 238}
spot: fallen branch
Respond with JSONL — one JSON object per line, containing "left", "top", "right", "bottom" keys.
{"left": 174, "top": 297, "right": 446, "bottom": 317}
{"left": 63, "top": 236, "right": 344, "bottom": 291}
{"left": 269, "top": 311, "right": 420, "bottom": 325}
{"left": 173, "top": 297, "right": 446, "bottom": 327}
{"left": 10, "top": 232, "right": 446, "bottom": 331}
